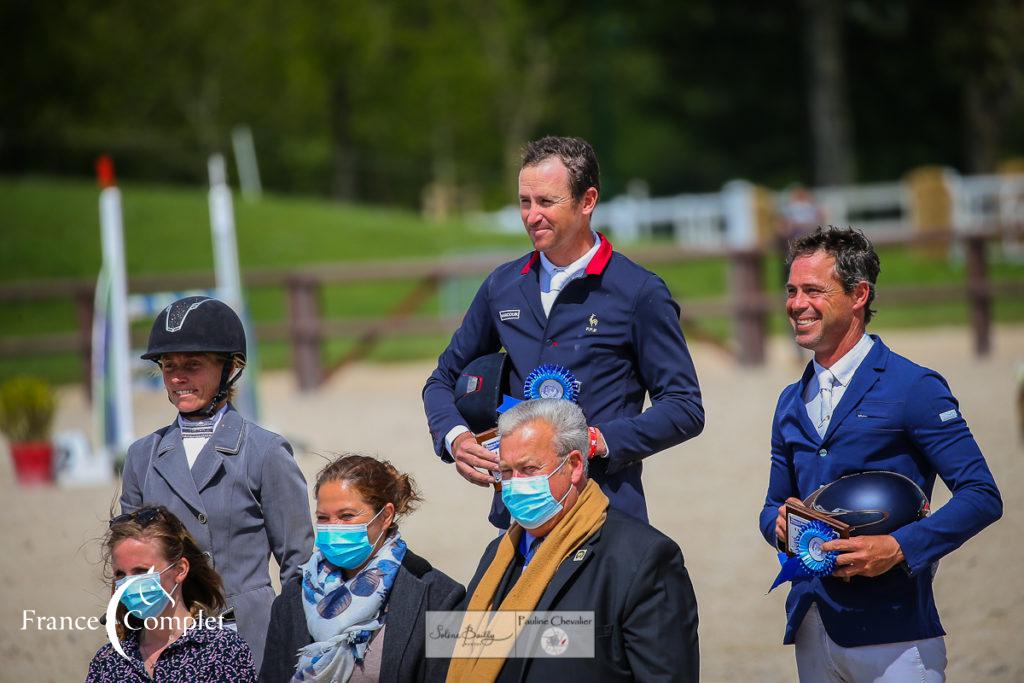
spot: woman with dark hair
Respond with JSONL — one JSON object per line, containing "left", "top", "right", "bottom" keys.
{"left": 261, "top": 455, "right": 465, "bottom": 683}
{"left": 120, "top": 296, "right": 313, "bottom": 670}
{"left": 86, "top": 506, "right": 256, "bottom": 682}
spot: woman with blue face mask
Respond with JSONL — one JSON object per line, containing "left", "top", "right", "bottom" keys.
{"left": 261, "top": 454, "right": 466, "bottom": 683}
{"left": 86, "top": 506, "right": 256, "bottom": 682}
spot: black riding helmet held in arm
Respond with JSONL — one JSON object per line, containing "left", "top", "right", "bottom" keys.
{"left": 454, "top": 352, "right": 511, "bottom": 434}
{"left": 143, "top": 296, "right": 246, "bottom": 418}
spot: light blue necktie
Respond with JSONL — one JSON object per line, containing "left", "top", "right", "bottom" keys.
{"left": 818, "top": 372, "right": 838, "bottom": 435}
{"left": 550, "top": 268, "right": 571, "bottom": 292}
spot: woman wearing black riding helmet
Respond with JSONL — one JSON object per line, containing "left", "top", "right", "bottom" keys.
{"left": 119, "top": 296, "right": 314, "bottom": 671}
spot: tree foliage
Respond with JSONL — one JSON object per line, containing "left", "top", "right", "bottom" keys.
{"left": 2, "top": 0, "right": 1022, "bottom": 207}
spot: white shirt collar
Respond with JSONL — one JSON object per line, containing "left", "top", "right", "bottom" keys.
{"left": 539, "top": 231, "right": 601, "bottom": 279}
{"left": 812, "top": 334, "right": 874, "bottom": 389}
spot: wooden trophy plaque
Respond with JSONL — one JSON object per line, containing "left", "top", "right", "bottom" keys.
{"left": 474, "top": 428, "right": 502, "bottom": 491}
{"left": 783, "top": 500, "right": 852, "bottom": 557}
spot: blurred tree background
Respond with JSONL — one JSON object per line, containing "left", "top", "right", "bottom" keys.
{"left": 3, "top": 0, "right": 1023, "bottom": 208}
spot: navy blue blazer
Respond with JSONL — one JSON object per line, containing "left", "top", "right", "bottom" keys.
{"left": 423, "top": 234, "right": 704, "bottom": 524}
{"left": 759, "top": 336, "right": 1002, "bottom": 647}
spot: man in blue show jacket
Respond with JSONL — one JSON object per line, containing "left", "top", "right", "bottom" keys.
{"left": 423, "top": 136, "right": 704, "bottom": 527}
{"left": 759, "top": 226, "right": 1002, "bottom": 682}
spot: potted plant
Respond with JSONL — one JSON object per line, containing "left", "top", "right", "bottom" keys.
{"left": 0, "top": 376, "right": 56, "bottom": 485}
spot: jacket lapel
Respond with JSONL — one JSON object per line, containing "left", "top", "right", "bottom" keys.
{"left": 822, "top": 337, "right": 887, "bottom": 443}
{"left": 518, "top": 258, "right": 548, "bottom": 331}
{"left": 151, "top": 425, "right": 206, "bottom": 514}
{"left": 191, "top": 407, "right": 244, "bottom": 494}
{"left": 792, "top": 361, "right": 820, "bottom": 440}
{"left": 532, "top": 530, "right": 599, "bottom": 613}
{"left": 379, "top": 564, "right": 425, "bottom": 683}
{"left": 512, "top": 531, "right": 599, "bottom": 683}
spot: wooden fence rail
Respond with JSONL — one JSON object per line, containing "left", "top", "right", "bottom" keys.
{"left": 0, "top": 228, "right": 1018, "bottom": 393}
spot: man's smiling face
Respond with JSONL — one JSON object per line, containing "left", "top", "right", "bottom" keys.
{"left": 786, "top": 250, "right": 863, "bottom": 361}
{"left": 518, "top": 157, "right": 596, "bottom": 265}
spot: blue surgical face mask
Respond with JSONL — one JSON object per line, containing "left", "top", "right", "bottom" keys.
{"left": 116, "top": 563, "right": 178, "bottom": 621}
{"left": 501, "top": 455, "right": 573, "bottom": 530}
{"left": 316, "top": 506, "right": 387, "bottom": 570}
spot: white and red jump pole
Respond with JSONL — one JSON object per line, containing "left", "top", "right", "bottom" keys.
{"left": 93, "top": 156, "right": 135, "bottom": 461}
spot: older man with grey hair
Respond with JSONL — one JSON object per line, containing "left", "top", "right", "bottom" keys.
{"left": 450, "top": 399, "right": 699, "bottom": 683}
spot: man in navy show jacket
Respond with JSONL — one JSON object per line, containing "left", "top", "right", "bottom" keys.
{"left": 423, "top": 136, "right": 704, "bottom": 526}
{"left": 759, "top": 227, "right": 1001, "bottom": 681}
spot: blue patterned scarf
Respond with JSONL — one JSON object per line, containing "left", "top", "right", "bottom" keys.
{"left": 292, "top": 531, "right": 407, "bottom": 682}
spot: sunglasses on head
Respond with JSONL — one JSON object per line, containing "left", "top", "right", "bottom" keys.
{"left": 109, "top": 507, "right": 167, "bottom": 529}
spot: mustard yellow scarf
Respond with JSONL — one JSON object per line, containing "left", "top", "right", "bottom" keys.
{"left": 446, "top": 480, "right": 608, "bottom": 682}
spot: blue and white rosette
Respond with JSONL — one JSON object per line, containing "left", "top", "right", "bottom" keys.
{"left": 496, "top": 364, "right": 580, "bottom": 415}
{"left": 523, "top": 364, "right": 579, "bottom": 402}
{"left": 768, "top": 520, "right": 839, "bottom": 592}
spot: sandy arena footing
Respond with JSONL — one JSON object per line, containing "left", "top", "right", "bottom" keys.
{"left": 1, "top": 326, "right": 1021, "bottom": 682}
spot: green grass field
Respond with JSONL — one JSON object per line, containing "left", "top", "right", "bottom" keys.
{"left": 2, "top": 176, "right": 1022, "bottom": 385}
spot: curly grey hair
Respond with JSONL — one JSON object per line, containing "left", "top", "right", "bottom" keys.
{"left": 497, "top": 398, "right": 589, "bottom": 475}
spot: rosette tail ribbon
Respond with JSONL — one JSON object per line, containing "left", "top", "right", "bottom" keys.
{"left": 497, "top": 395, "right": 522, "bottom": 414}
{"left": 768, "top": 520, "right": 839, "bottom": 593}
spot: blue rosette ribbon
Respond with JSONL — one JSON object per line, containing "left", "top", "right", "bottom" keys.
{"left": 768, "top": 520, "right": 839, "bottom": 592}
{"left": 523, "top": 364, "right": 579, "bottom": 402}
{"left": 496, "top": 364, "right": 580, "bottom": 415}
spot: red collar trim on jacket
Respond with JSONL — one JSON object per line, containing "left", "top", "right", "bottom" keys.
{"left": 520, "top": 251, "right": 540, "bottom": 274}
{"left": 519, "top": 232, "right": 613, "bottom": 275}
{"left": 585, "top": 232, "right": 613, "bottom": 274}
